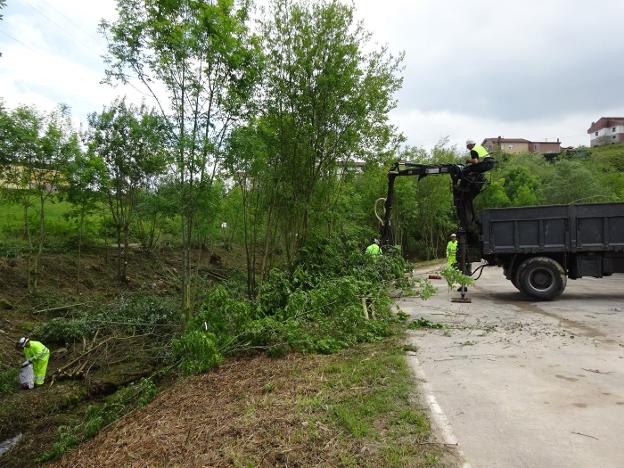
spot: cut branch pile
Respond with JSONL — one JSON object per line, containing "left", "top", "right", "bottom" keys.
{"left": 50, "top": 333, "right": 153, "bottom": 384}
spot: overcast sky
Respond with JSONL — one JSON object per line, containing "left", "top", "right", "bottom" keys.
{"left": 1, "top": 0, "right": 623, "bottom": 149}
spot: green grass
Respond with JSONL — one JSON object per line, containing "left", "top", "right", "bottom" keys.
{"left": 298, "top": 339, "right": 440, "bottom": 467}
{"left": 0, "top": 198, "right": 106, "bottom": 249}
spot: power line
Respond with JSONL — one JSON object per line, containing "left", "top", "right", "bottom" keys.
{"left": 39, "top": 0, "right": 104, "bottom": 46}
{"left": 21, "top": 0, "right": 104, "bottom": 58}
{"left": 0, "top": 29, "right": 40, "bottom": 54}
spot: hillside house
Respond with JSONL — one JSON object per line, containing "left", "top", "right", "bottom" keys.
{"left": 587, "top": 117, "right": 624, "bottom": 147}
{"left": 482, "top": 137, "right": 562, "bottom": 155}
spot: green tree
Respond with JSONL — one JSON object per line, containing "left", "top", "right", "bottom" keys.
{"left": 259, "top": 0, "right": 403, "bottom": 265}
{"left": 64, "top": 150, "right": 106, "bottom": 294}
{"left": 102, "top": 0, "right": 261, "bottom": 315}
{"left": 544, "top": 160, "right": 608, "bottom": 205}
{"left": 223, "top": 122, "right": 271, "bottom": 297}
{"left": 0, "top": 105, "right": 80, "bottom": 291}
{"left": 87, "top": 99, "right": 168, "bottom": 283}
{"left": 0, "top": 0, "right": 6, "bottom": 57}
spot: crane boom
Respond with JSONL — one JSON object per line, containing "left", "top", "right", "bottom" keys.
{"left": 380, "top": 157, "right": 496, "bottom": 273}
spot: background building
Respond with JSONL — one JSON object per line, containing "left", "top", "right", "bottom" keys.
{"left": 587, "top": 118, "right": 624, "bottom": 147}
{"left": 482, "top": 137, "right": 561, "bottom": 154}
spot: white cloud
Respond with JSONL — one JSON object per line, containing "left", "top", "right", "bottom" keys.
{"left": 2, "top": 0, "right": 623, "bottom": 151}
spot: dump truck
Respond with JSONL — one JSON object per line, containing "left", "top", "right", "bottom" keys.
{"left": 378, "top": 158, "right": 624, "bottom": 300}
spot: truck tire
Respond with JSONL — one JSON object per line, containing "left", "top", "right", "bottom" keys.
{"left": 516, "top": 257, "right": 566, "bottom": 300}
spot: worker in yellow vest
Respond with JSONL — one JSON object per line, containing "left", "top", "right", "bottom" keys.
{"left": 466, "top": 139, "right": 489, "bottom": 164}
{"left": 446, "top": 233, "right": 458, "bottom": 268}
{"left": 366, "top": 239, "right": 382, "bottom": 256}
{"left": 16, "top": 337, "right": 50, "bottom": 387}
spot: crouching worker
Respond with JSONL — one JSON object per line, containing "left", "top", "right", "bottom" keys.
{"left": 366, "top": 239, "right": 382, "bottom": 256}
{"left": 16, "top": 337, "right": 50, "bottom": 387}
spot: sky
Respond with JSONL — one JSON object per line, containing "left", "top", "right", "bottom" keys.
{"left": 1, "top": 0, "right": 623, "bottom": 150}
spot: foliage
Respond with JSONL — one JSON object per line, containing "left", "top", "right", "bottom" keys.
{"left": 0, "top": 367, "right": 18, "bottom": 394}
{"left": 440, "top": 265, "right": 474, "bottom": 289}
{"left": 34, "top": 295, "right": 180, "bottom": 345}
{"left": 87, "top": 98, "right": 169, "bottom": 281}
{"left": 177, "top": 236, "right": 426, "bottom": 365}
{"left": 38, "top": 377, "right": 157, "bottom": 462}
{"left": 407, "top": 318, "right": 446, "bottom": 330}
{"left": 102, "top": 0, "right": 262, "bottom": 313}
{"left": 0, "top": 105, "right": 81, "bottom": 291}
{"left": 171, "top": 330, "right": 223, "bottom": 374}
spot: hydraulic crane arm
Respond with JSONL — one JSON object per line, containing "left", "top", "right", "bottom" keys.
{"left": 379, "top": 157, "right": 496, "bottom": 272}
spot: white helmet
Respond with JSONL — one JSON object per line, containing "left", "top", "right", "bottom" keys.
{"left": 16, "top": 337, "right": 29, "bottom": 349}
{"left": 466, "top": 139, "right": 476, "bottom": 145}
{"left": 450, "top": 233, "right": 457, "bottom": 238}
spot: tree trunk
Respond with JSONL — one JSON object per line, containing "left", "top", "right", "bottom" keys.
{"left": 122, "top": 223, "right": 129, "bottom": 283}
{"left": 182, "top": 214, "right": 193, "bottom": 320}
{"left": 116, "top": 224, "right": 122, "bottom": 283}
{"left": 23, "top": 202, "right": 33, "bottom": 292}
{"left": 33, "top": 194, "right": 45, "bottom": 292}
{"left": 76, "top": 211, "right": 84, "bottom": 295}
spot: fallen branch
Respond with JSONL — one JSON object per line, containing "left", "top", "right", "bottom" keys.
{"left": 33, "top": 302, "right": 90, "bottom": 314}
{"left": 582, "top": 368, "right": 614, "bottom": 375}
{"left": 54, "top": 337, "right": 115, "bottom": 376}
{"left": 571, "top": 431, "right": 599, "bottom": 440}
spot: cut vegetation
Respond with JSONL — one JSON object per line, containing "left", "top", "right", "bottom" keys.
{"left": 52, "top": 339, "right": 443, "bottom": 468}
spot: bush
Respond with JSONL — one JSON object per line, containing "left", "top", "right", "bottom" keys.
{"left": 181, "top": 235, "right": 425, "bottom": 363}
{"left": 33, "top": 294, "right": 180, "bottom": 346}
{"left": 34, "top": 317, "right": 90, "bottom": 345}
{"left": 171, "top": 330, "right": 223, "bottom": 375}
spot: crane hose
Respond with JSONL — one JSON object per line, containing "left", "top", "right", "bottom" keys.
{"left": 374, "top": 198, "right": 386, "bottom": 226}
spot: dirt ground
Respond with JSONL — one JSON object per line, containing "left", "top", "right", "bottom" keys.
{"left": 401, "top": 265, "right": 624, "bottom": 468}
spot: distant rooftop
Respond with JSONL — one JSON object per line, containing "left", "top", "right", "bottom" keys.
{"left": 588, "top": 117, "right": 624, "bottom": 134}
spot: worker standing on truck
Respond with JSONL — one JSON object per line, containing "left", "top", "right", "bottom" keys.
{"left": 466, "top": 139, "right": 489, "bottom": 164}
{"left": 366, "top": 239, "right": 382, "bottom": 256}
{"left": 16, "top": 337, "right": 50, "bottom": 387}
{"left": 446, "top": 233, "right": 458, "bottom": 267}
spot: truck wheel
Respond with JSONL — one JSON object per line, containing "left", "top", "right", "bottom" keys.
{"left": 516, "top": 257, "right": 566, "bottom": 300}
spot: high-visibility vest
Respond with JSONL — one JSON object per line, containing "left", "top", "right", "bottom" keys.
{"left": 471, "top": 144, "right": 489, "bottom": 159}
{"left": 446, "top": 240, "right": 458, "bottom": 265}
{"left": 24, "top": 341, "right": 49, "bottom": 363}
{"left": 366, "top": 244, "right": 382, "bottom": 255}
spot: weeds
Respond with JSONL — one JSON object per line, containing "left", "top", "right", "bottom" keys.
{"left": 38, "top": 377, "right": 157, "bottom": 462}
{"left": 408, "top": 318, "right": 446, "bottom": 329}
{"left": 0, "top": 368, "right": 19, "bottom": 394}
{"left": 171, "top": 330, "right": 223, "bottom": 375}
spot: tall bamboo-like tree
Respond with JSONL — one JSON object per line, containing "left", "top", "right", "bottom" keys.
{"left": 260, "top": 0, "right": 404, "bottom": 264}
{"left": 64, "top": 150, "right": 106, "bottom": 293}
{"left": 101, "top": 0, "right": 261, "bottom": 317}
{"left": 0, "top": 105, "right": 80, "bottom": 291}
{"left": 87, "top": 99, "right": 169, "bottom": 283}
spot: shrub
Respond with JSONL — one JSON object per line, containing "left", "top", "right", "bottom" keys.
{"left": 34, "top": 317, "right": 90, "bottom": 345}
{"left": 33, "top": 294, "right": 180, "bottom": 346}
{"left": 171, "top": 330, "right": 223, "bottom": 375}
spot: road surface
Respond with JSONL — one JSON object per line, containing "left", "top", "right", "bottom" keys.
{"left": 400, "top": 265, "right": 624, "bottom": 468}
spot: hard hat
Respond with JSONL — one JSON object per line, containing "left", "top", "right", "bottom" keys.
{"left": 450, "top": 233, "right": 457, "bottom": 238}
{"left": 466, "top": 139, "right": 475, "bottom": 145}
{"left": 374, "top": 238, "right": 379, "bottom": 244}
{"left": 16, "top": 337, "right": 29, "bottom": 349}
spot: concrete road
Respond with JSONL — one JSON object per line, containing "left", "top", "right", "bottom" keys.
{"left": 400, "top": 265, "right": 624, "bottom": 468}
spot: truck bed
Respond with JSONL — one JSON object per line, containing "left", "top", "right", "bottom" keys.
{"left": 480, "top": 203, "right": 624, "bottom": 255}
